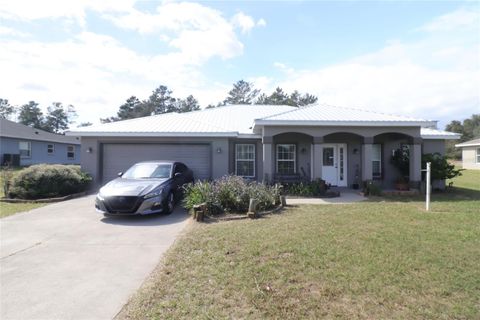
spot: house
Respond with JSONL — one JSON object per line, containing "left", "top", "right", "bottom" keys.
{"left": 455, "top": 138, "right": 480, "bottom": 170}
{"left": 0, "top": 118, "right": 81, "bottom": 166}
{"left": 67, "top": 104, "right": 459, "bottom": 188}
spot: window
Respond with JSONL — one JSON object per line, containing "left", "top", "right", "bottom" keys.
{"left": 276, "top": 144, "right": 296, "bottom": 174}
{"left": 19, "top": 141, "right": 31, "bottom": 158}
{"left": 235, "top": 144, "right": 255, "bottom": 177}
{"left": 67, "top": 145, "right": 75, "bottom": 160}
{"left": 47, "top": 144, "right": 55, "bottom": 154}
{"left": 477, "top": 148, "right": 480, "bottom": 164}
{"left": 372, "top": 144, "right": 382, "bottom": 178}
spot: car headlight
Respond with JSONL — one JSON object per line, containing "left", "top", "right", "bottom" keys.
{"left": 144, "top": 188, "right": 164, "bottom": 199}
{"left": 96, "top": 193, "right": 105, "bottom": 201}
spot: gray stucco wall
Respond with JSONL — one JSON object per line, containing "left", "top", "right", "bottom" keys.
{"left": 0, "top": 137, "right": 80, "bottom": 166}
{"left": 80, "top": 136, "right": 230, "bottom": 185}
{"left": 78, "top": 128, "right": 448, "bottom": 190}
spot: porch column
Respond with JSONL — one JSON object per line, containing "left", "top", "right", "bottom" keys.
{"left": 362, "top": 137, "right": 374, "bottom": 181}
{"left": 409, "top": 138, "right": 422, "bottom": 189}
{"left": 312, "top": 137, "right": 323, "bottom": 180}
{"left": 262, "top": 136, "right": 273, "bottom": 183}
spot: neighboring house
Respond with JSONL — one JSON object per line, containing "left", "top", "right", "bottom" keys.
{"left": 0, "top": 118, "right": 81, "bottom": 166}
{"left": 455, "top": 138, "right": 480, "bottom": 170}
{"left": 67, "top": 104, "right": 459, "bottom": 188}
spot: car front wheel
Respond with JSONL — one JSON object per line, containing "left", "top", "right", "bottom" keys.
{"left": 165, "top": 192, "right": 175, "bottom": 214}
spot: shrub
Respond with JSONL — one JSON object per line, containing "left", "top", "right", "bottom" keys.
{"left": 8, "top": 164, "right": 92, "bottom": 199}
{"left": 282, "top": 179, "right": 328, "bottom": 197}
{"left": 422, "top": 153, "right": 463, "bottom": 181}
{"left": 362, "top": 180, "right": 382, "bottom": 196}
{"left": 183, "top": 175, "right": 281, "bottom": 215}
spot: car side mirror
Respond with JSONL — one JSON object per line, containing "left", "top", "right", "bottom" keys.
{"left": 174, "top": 172, "right": 182, "bottom": 178}
{"left": 117, "top": 172, "right": 123, "bottom": 177}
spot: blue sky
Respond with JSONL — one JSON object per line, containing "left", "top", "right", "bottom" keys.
{"left": 0, "top": 1, "right": 478, "bottom": 128}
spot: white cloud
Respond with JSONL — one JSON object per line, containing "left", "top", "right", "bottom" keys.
{"left": 103, "top": 2, "right": 246, "bottom": 63}
{"left": 419, "top": 6, "right": 480, "bottom": 32}
{"left": 231, "top": 12, "right": 256, "bottom": 34}
{"left": 0, "top": 31, "right": 207, "bottom": 123}
{"left": 257, "top": 18, "right": 267, "bottom": 27}
{"left": 0, "top": 26, "right": 29, "bottom": 37}
{"left": 0, "top": 0, "right": 136, "bottom": 25}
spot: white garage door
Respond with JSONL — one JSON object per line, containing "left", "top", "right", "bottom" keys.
{"left": 102, "top": 143, "right": 211, "bottom": 183}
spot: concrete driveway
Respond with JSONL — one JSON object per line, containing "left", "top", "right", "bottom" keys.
{"left": 0, "top": 195, "right": 190, "bottom": 320}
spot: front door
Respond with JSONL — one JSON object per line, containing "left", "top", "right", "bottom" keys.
{"left": 321, "top": 144, "right": 347, "bottom": 187}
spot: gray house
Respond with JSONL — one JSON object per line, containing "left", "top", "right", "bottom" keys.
{"left": 67, "top": 104, "right": 459, "bottom": 188}
{"left": 0, "top": 118, "right": 81, "bottom": 166}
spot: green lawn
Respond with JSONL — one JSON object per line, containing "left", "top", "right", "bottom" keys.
{"left": 0, "top": 168, "right": 45, "bottom": 218}
{"left": 118, "top": 170, "right": 480, "bottom": 319}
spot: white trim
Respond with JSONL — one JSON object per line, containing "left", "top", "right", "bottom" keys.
{"left": 422, "top": 135, "right": 460, "bottom": 140}
{"left": 235, "top": 144, "right": 256, "bottom": 178}
{"left": 276, "top": 144, "right": 296, "bottom": 174}
{"left": 456, "top": 142, "right": 480, "bottom": 147}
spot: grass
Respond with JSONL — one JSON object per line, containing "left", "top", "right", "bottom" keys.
{"left": 0, "top": 167, "right": 45, "bottom": 218}
{"left": 117, "top": 170, "right": 480, "bottom": 319}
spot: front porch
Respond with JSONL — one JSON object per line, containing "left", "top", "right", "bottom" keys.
{"left": 261, "top": 129, "right": 423, "bottom": 190}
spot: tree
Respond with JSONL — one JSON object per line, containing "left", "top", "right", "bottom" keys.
{"left": 43, "top": 103, "right": 77, "bottom": 133}
{"left": 175, "top": 95, "right": 200, "bottom": 113}
{"left": 445, "top": 114, "right": 480, "bottom": 159}
{"left": 0, "top": 99, "right": 15, "bottom": 120}
{"left": 257, "top": 87, "right": 318, "bottom": 107}
{"left": 18, "top": 101, "right": 44, "bottom": 129}
{"left": 223, "top": 80, "right": 260, "bottom": 105}
{"left": 289, "top": 91, "right": 318, "bottom": 106}
{"left": 101, "top": 96, "right": 144, "bottom": 123}
{"left": 146, "top": 85, "right": 177, "bottom": 114}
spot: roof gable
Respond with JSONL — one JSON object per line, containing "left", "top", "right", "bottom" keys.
{"left": 255, "top": 103, "right": 435, "bottom": 126}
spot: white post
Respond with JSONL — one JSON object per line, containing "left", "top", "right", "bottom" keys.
{"left": 426, "top": 162, "right": 431, "bottom": 211}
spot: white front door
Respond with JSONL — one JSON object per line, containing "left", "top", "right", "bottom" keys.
{"left": 321, "top": 144, "right": 347, "bottom": 187}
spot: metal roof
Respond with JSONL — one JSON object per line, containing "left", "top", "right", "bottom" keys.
{"left": 67, "top": 104, "right": 455, "bottom": 140}
{"left": 0, "top": 118, "right": 80, "bottom": 144}
{"left": 255, "top": 103, "right": 435, "bottom": 127}
{"left": 455, "top": 138, "right": 480, "bottom": 147}
{"left": 67, "top": 104, "right": 296, "bottom": 136}
{"left": 420, "top": 127, "right": 461, "bottom": 140}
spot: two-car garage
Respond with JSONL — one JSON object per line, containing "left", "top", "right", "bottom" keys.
{"left": 101, "top": 143, "right": 212, "bottom": 184}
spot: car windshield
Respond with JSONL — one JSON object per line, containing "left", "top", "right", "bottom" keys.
{"left": 122, "top": 163, "right": 172, "bottom": 179}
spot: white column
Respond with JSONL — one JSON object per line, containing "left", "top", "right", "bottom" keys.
{"left": 362, "top": 137, "right": 374, "bottom": 181}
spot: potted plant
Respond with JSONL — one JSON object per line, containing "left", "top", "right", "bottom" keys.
{"left": 390, "top": 147, "right": 410, "bottom": 190}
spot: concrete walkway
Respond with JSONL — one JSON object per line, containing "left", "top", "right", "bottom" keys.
{"left": 286, "top": 188, "right": 366, "bottom": 205}
{"left": 0, "top": 195, "right": 190, "bottom": 320}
